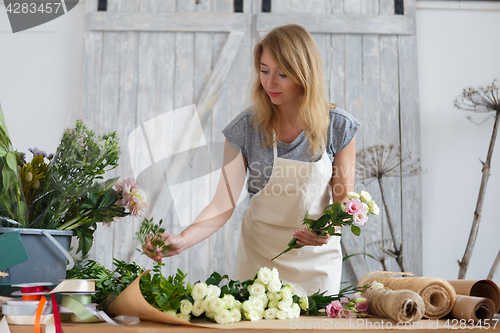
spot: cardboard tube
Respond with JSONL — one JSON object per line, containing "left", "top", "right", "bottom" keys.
{"left": 107, "top": 270, "right": 195, "bottom": 326}
{"left": 450, "top": 296, "right": 495, "bottom": 322}
{"left": 447, "top": 280, "right": 500, "bottom": 313}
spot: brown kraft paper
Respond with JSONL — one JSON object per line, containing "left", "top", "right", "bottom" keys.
{"left": 450, "top": 295, "right": 496, "bottom": 322}
{"left": 447, "top": 279, "right": 500, "bottom": 313}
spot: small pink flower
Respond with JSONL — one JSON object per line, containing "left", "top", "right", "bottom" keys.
{"left": 115, "top": 178, "right": 149, "bottom": 217}
{"left": 340, "top": 297, "right": 349, "bottom": 304}
{"left": 345, "top": 199, "right": 363, "bottom": 215}
{"left": 326, "top": 300, "right": 343, "bottom": 318}
{"left": 339, "top": 308, "right": 357, "bottom": 319}
{"left": 355, "top": 300, "right": 369, "bottom": 313}
{"left": 353, "top": 209, "right": 369, "bottom": 226}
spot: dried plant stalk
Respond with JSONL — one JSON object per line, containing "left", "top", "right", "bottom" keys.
{"left": 455, "top": 81, "right": 500, "bottom": 279}
{"left": 357, "top": 145, "right": 423, "bottom": 272}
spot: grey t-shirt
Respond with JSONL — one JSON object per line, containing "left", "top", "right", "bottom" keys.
{"left": 222, "top": 107, "right": 361, "bottom": 197}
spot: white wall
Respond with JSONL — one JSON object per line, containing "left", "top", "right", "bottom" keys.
{"left": 1, "top": 1, "right": 499, "bottom": 284}
{"left": 417, "top": 1, "right": 500, "bottom": 284}
{"left": 0, "top": 2, "right": 84, "bottom": 156}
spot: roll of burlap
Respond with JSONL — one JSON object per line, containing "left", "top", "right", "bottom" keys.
{"left": 364, "top": 287, "right": 425, "bottom": 323}
{"left": 358, "top": 272, "right": 457, "bottom": 319}
{"left": 447, "top": 280, "right": 500, "bottom": 313}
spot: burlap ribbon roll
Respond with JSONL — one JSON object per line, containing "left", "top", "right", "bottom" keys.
{"left": 358, "top": 272, "right": 457, "bottom": 319}
{"left": 363, "top": 287, "right": 425, "bottom": 323}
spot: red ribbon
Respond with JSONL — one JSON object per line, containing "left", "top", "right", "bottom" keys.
{"left": 27, "top": 286, "right": 62, "bottom": 333}
{"left": 20, "top": 286, "right": 46, "bottom": 294}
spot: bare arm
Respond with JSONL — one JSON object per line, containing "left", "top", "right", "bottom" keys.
{"left": 144, "top": 140, "right": 247, "bottom": 259}
{"left": 294, "top": 136, "right": 356, "bottom": 246}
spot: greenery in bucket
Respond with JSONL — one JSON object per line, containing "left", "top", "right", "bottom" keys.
{"left": 0, "top": 105, "right": 148, "bottom": 256}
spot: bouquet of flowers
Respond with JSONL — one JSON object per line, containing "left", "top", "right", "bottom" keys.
{"left": 272, "top": 191, "right": 379, "bottom": 260}
{"left": 0, "top": 105, "right": 148, "bottom": 256}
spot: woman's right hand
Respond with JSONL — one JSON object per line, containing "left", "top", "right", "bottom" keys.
{"left": 142, "top": 233, "right": 185, "bottom": 262}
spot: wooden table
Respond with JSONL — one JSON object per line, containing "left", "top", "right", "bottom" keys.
{"left": 5, "top": 315, "right": 500, "bottom": 333}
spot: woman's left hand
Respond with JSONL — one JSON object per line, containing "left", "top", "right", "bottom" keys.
{"left": 293, "top": 229, "right": 330, "bottom": 246}
{"left": 293, "top": 226, "right": 342, "bottom": 246}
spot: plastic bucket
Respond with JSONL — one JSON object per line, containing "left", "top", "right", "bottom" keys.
{"left": 0, "top": 227, "right": 74, "bottom": 284}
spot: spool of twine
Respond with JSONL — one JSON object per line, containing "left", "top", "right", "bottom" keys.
{"left": 364, "top": 287, "right": 425, "bottom": 323}
{"left": 358, "top": 271, "right": 457, "bottom": 319}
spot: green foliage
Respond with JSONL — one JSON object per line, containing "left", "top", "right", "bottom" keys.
{"left": 136, "top": 218, "right": 171, "bottom": 259}
{"left": 66, "top": 258, "right": 144, "bottom": 310}
{"left": 303, "top": 284, "right": 371, "bottom": 316}
{"left": 140, "top": 264, "right": 192, "bottom": 312}
{"left": 0, "top": 106, "right": 27, "bottom": 225}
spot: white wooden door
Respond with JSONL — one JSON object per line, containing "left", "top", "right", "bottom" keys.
{"left": 81, "top": 0, "right": 421, "bottom": 286}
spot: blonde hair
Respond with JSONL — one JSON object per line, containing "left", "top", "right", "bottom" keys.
{"left": 251, "top": 24, "right": 336, "bottom": 158}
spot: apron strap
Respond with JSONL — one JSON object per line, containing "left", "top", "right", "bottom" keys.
{"left": 272, "top": 132, "right": 278, "bottom": 159}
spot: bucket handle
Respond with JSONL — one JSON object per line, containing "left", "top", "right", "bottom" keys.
{"left": 42, "top": 230, "right": 75, "bottom": 270}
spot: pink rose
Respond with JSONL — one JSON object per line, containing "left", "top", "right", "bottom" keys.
{"left": 339, "top": 308, "right": 357, "bottom": 319}
{"left": 355, "top": 300, "right": 369, "bottom": 313}
{"left": 353, "top": 209, "right": 369, "bottom": 226}
{"left": 326, "top": 300, "right": 343, "bottom": 318}
{"left": 345, "top": 199, "right": 363, "bottom": 215}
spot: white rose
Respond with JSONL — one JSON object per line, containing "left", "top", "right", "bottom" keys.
{"left": 279, "top": 287, "right": 293, "bottom": 300}
{"left": 369, "top": 203, "right": 380, "bottom": 215}
{"left": 272, "top": 267, "right": 279, "bottom": 281}
{"left": 246, "top": 309, "right": 262, "bottom": 321}
{"left": 276, "top": 310, "right": 288, "bottom": 320}
{"left": 264, "top": 308, "right": 278, "bottom": 319}
{"left": 278, "top": 299, "right": 292, "bottom": 312}
{"left": 202, "top": 298, "right": 212, "bottom": 312}
{"left": 259, "top": 294, "right": 269, "bottom": 308}
{"left": 267, "top": 278, "right": 282, "bottom": 293}
{"left": 256, "top": 267, "right": 273, "bottom": 286}
{"left": 234, "top": 300, "right": 242, "bottom": 311}
{"left": 230, "top": 308, "right": 241, "bottom": 323}
{"left": 191, "top": 300, "right": 205, "bottom": 317}
{"left": 267, "top": 291, "right": 280, "bottom": 302}
{"left": 208, "top": 298, "right": 226, "bottom": 314}
{"left": 268, "top": 300, "right": 278, "bottom": 309}
{"left": 248, "top": 282, "right": 266, "bottom": 295}
{"left": 291, "top": 303, "right": 301, "bottom": 319}
{"left": 359, "top": 190, "right": 372, "bottom": 202}
{"left": 298, "top": 297, "right": 309, "bottom": 311}
{"left": 166, "top": 310, "right": 177, "bottom": 317}
{"left": 241, "top": 300, "right": 254, "bottom": 313}
{"left": 191, "top": 282, "right": 208, "bottom": 300}
{"left": 177, "top": 313, "right": 190, "bottom": 322}
{"left": 180, "top": 299, "right": 193, "bottom": 315}
{"left": 249, "top": 295, "right": 265, "bottom": 310}
{"left": 222, "top": 294, "right": 236, "bottom": 309}
{"left": 206, "top": 285, "right": 221, "bottom": 299}
{"left": 362, "top": 202, "right": 369, "bottom": 212}
{"left": 347, "top": 192, "right": 360, "bottom": 200}
{"left": 282, "top": 283, "right": 296, "bottom": 294}
{"left": 205, "top": 310, "right": 215, "bottom": 319}
{"left": 215, "top": 309, "right": 232, "bottom": 324}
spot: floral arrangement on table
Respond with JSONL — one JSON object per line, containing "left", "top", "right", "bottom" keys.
{"left": 0, "top": 105, "right": 148, "bottom": 256}
{"left": 272, "top": 190, "right": 380, "bottom": 260}
{"left": 68, "top": 218, "right": 373, "bottom": 324}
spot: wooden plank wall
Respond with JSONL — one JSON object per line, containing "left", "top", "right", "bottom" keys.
{"left": 81, "top": 0, "right": 422, "bottom": 286}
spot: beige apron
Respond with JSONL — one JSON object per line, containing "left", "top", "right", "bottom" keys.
{"left": 234, "top": 139, "right": 342, "bottom": 297}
